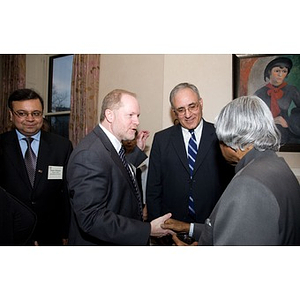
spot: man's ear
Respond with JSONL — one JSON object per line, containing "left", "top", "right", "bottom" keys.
{"left": 9, "top": 110, "right": 13, "bottom": 122}
{"left": 105, "top": 109, "right": 114, "bottom": 123}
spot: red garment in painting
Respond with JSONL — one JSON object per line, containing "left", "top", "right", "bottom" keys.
{"left": 266, "top": 82, "right": 287, "bottom": 117}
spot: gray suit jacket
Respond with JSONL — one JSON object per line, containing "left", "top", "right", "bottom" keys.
{"left": 67, "top": 125, "right": 151, "bottom": 245}
{"left": 194, "top": 149, "right": 300, "bottom": 245}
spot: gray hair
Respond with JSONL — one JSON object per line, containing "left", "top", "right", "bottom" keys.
{"left": 215, "top": 95, "right": 281, "bottom": 151}
{"left": 169, "top": 82, "right": 201, "bottom": 108}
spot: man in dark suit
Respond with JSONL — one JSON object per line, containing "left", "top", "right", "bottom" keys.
{"left": 0, "top": 89, "right": 73, "bottom": 245}
{"left": 146, "top": 83, "right": 233, "bottom": 231}
{"left": 67, "top": 89, "right": 173, "bottom": 245}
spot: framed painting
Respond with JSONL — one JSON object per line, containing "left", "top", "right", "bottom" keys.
{"left": 233, "top": 54, "right": 300, "bottom": 152}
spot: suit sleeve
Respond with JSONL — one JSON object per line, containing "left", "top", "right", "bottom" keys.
{"left": 0, "top": 187, "right": 37, "bottom": 245}
{"left": 206, "top": 175, "right": 280, "bottom": 245}
{"left": 146, "top": 134, "right": 163, "bottom": 221}
{"left": 126, "top": 146, "right": 147, "bottom": 167}
{"left": 61, "top": 141, "right": 73, "bottom": 239}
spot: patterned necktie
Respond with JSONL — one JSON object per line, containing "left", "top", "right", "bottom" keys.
{"left": 24, "top": 137, "right": 37, "bottom": 187}
{"left": 188, "top": 129, "right": 197, "bottom": 219}
{"left": 119, "top": 146, "right": 143, "bottom": 220}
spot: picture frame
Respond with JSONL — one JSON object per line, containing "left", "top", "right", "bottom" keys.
{"left": 233, "top": 54, "right": 300, "bottom": 152}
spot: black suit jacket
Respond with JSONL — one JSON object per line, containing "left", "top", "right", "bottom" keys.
{"left": 67, "top": 125, "right": 151, "bottom": 245}
{"left": 0, "top": 130, "right": 73, "bottom": 245}
{"left": 146, "top": 120, "right": 234, "bottom": 223}
{"left": 0, "top": 186, "right": 37, "bottom": 245}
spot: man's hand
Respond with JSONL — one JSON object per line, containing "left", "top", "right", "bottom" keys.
{"left": 142, "top": 205, "right": 148, "bottom": 221}
{"left": 172, "top": 234, "right": 198, "bottom": 246}
{"left": 62, "top": 238, "right": 68, "bottom": 245}
{"left": 161, "top": 218, "right": 190, "bottom": 233}
{"left": 136, "top": 130, "right": 150, "bottom": 151}
{"left": 150, "top": 213, "right": 174, "bottom": 237}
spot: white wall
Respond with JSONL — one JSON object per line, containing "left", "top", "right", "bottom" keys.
{"left": 25, "top": 54, "right": 49, "bottom": 105}
{"left": 162, "top": 54, "right": 232, "bottom": 127}
{"left": 99, "top": 54, "right": 233, "bottom": 149}
{"left": 98, "top": 54, "right": 165, "bottom": 144}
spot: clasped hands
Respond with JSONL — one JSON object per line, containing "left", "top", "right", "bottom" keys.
{"left": 151, "top": 214, "right": 198, "bottom": 246}
{"left": 162, "top": 218, "right": 198, "bottom": 246}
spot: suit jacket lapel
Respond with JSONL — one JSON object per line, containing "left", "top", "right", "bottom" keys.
{"left": 194, "top": 120, "right": 215, "bottom": 173}
{"left": 5, "top": 131, "right": 31, "bottom": 187}
{"left": 170, "top": 121, "right": 216, "bottom": 176}
{"left": 171, "top": 124, "right": 190, "bottom": 174}
{"left": 34, "top": 131, "right": 52, "bottom": 187}
{"left": 93, "top": 126, "right": 138, "bottom": 196}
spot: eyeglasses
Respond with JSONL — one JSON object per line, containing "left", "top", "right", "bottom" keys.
{"left": 12, "top": 110, "right": 43, "bottom": 119}
{"left": 173, "top": 102, "right": 200, "bottom": 116}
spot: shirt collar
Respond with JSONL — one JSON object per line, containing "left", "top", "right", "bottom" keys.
{"left": 15, "top": 129, "right": 41, "bottom": 142}
{"left": 99, "top": 123, "right": 122, "bottom": 153}
{"left": 181, "top": 119, "right": 203, "bottom": 136}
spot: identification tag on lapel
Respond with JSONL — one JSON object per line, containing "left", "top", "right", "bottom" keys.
{"left": 48, "top": 166, "right": 63, "bottom": 180}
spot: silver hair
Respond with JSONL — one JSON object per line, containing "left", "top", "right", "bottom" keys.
{"left": 169, "top": 82, "right": 201, "bottom": 107}
{"left": 215, "top": 95, "right": 281, "bottom": 151}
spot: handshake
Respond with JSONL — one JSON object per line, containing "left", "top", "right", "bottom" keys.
{"left": 150, "top": 213, "right": 198, "bottom": 246}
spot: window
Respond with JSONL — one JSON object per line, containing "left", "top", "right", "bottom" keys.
{"left": 46, "top": 54, "right": 74, "bottom": 138}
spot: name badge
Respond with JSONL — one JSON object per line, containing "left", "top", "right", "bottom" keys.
{"left": 48, "top": 166, "right": 63, "bottom": 180}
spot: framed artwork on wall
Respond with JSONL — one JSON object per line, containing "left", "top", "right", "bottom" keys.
{"left": 233, "top": 54, "right": 300, "bottom": 152}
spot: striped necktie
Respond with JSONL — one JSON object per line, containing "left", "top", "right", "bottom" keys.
{"left": 188, "top": 129, "right": 197, "bottom": 219}
{"left": 119, "top": 146, "right": 143, "bottom": 220}
{"left": 23, "top": 137, "right": 37, "bottom": 187}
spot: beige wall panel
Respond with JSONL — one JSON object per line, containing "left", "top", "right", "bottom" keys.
{"left": 163, "top": 54, "right": 233, "bottom": 128}
{"left": 98, "top": 54, "right": 164, "bottom": 152}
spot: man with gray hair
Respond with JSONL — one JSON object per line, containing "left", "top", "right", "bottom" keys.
{"left": 147, "top": 83, "right": 233, "bottom": 241}
{"left": 163, "top": 95, "right": 300, "bottom": 245}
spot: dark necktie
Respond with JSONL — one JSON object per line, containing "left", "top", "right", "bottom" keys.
{"left": 24, "top": 137, "right": 37, "bottom": 187}
{"left": 188, "top": 129, "right": 197, "bottom": 219}
{"left": 119, "top": 146, "right": 143, "bottom": 220}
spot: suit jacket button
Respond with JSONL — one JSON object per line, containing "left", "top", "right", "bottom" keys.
{"left": 31, "top": 201, "right": 36, "bottom": 205}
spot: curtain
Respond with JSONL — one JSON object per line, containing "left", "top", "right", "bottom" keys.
{"left": 69, "top": 54, "right": 100, "bottom": 146}
{"left": 0, "top": 55, "right": 26, "bottom": 134}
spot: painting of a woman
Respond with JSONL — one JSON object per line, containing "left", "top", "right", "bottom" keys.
{"left": 254, "top": 57, "right": 300, "bottom": 145}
